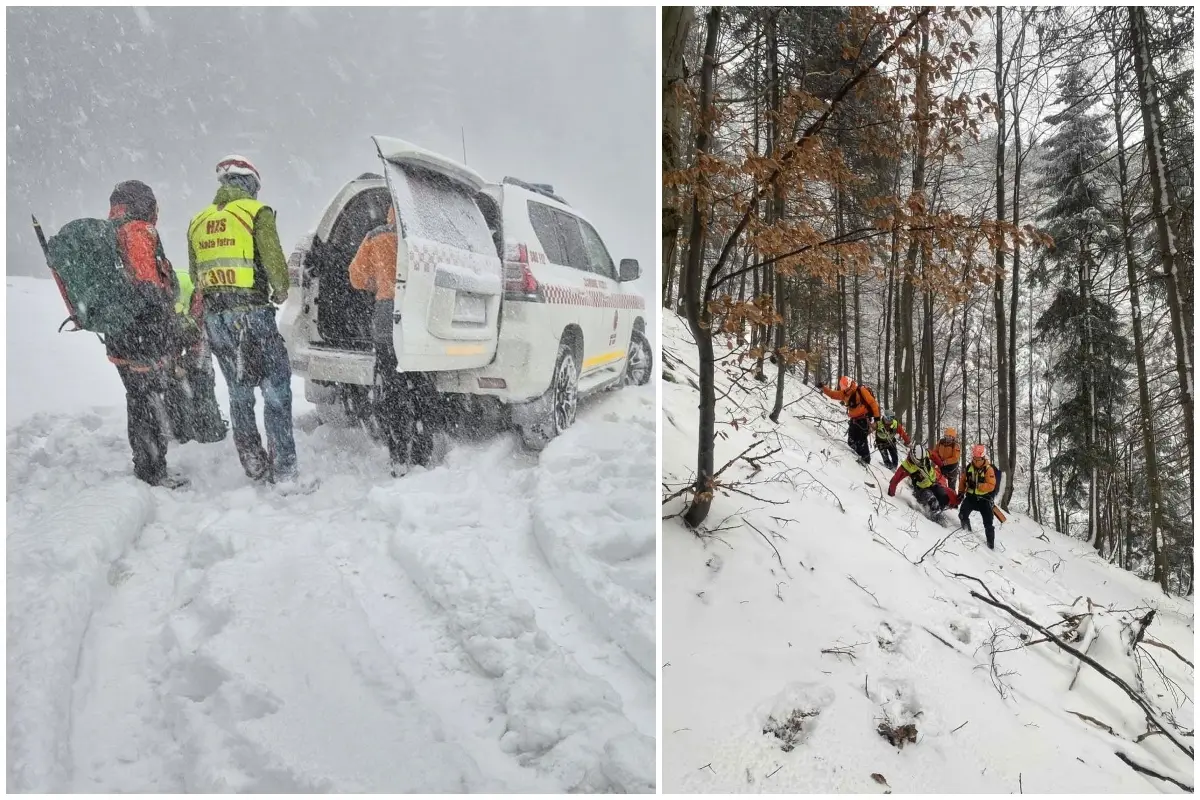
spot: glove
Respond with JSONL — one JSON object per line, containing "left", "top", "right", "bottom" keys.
{"left": 887, "top": 488, "right": 895, "bottom": 497}
{"left": 271, "top": 288, "right": 287, "bottom": 305}
{"left": 816, "top": 380, "right": 825, "bottom": 390}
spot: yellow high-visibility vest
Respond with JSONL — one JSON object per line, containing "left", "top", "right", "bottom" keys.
{"left": 965, "top": 463, "right": 994, "bottom": 495}
{"left": 903, "top": 457, "right": 938, "bottom": 489}
{"left": 187, "top": 198, "right": 264, "bottom": 291}
{"left": 175, "top": 269, "right": 194, "bottom": 315}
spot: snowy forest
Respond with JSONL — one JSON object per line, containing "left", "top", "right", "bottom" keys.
{"left": 662, "top": 7, "right": 1193, "bottom": 594}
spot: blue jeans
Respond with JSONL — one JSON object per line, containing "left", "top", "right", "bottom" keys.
{"left": 205, "top": 306, "right": 297, "bottom": 480}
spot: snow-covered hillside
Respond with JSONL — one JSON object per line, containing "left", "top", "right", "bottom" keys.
{"left": 662, "top": 312, "right": 1194, "bottom": 794}
{"left": 6, "top": 275, "right": 655, "bottom": 793}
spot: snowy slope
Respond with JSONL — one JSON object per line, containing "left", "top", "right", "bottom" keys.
{"left": 661, "top": 312, "right": 1194, "bottom": 794}
{"left": 6, "top": 275, "right": 655, "bottom": 793}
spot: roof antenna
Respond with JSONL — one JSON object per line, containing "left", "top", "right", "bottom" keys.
{"left": 461, "top": 126, "right": 467, "bottom": 165}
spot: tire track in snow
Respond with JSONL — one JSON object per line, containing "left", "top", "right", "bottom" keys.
{"left": 320, "top": 512, "right": 563, "bottom": 792}
{"left": 372, "top": 436, "right": 655, "bottom": 793}
{"left": 9, "top": 394, "right": 654, "bottom": 792}
{"left": 531, "top": 389, "right": 656, "bottom": 677}
{"left": 7, "top": 481, "right": 154, "bottom": 792}
{"left": 157, "top": 507, "right": 483, "bottom": 792}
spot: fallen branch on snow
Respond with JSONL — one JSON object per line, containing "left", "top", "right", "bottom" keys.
{"left": 846, "top": 574, "right": 881, "bottom": 608}
{"left": 820, "top": 641, "right": 867, "bottom": 662}
{"left": 1141, "top": 637, "right": 1194, "bottom": 669}
{"left": 661, "top": 440, "right": 777, "bottom": 505}
{"left": 954, "top": 576, "right": 1194, "bottom": 761}
{"left": 1067, "top": 598, "right": 1097, "bottom": 692}
{"left": 744, "top": 519, "right": 787, "bottom": 571}
{"left": 1113, "top": 751, "right": 1193, "bottom": 793}
{"left": 1064, "top": 709, "right": 1118, "bottom": 737}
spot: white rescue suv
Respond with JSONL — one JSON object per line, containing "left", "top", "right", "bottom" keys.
{"left": 279, "top": 136, "right": 651, "bottom": 449}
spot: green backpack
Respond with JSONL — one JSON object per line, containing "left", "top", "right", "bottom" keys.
{"left": 42, "top": 218, "right": 149, "bottom": 336}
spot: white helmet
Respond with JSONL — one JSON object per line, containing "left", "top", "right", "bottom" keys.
{"left": 215, "top": 154, "right": 261, "bottom": 184}
{"left": 909, "top": 443, "right": 927, "bottom": 463}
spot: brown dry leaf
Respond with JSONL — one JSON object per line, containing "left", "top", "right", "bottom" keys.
{"left": 871, "top": 773, "right": 889, "bottom": 786}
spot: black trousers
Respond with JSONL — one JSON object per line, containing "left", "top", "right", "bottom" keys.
{"left": 113, "top": 363, "right": 170, "bottom": 484}
{"left": 941, "top": 464, "right": 960, "bottom": 493}
{"left": 876, "top": 438, "right": 899, "bottom": 469}
{"left": 959, "top": 494, "right": 996, "bottom": 547}
{"left": 847, "top": 417, "right": 871, "bottom": 463}
{"left": 107, "top": 324, "right": 173, "bottom": 485}
{"left": 374, "top": 343, "right": 435, "bottom": 468}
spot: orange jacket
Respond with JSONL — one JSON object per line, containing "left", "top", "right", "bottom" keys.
{"left": 821, "top": 382, "right": 880, "bottom": 421}
{"left": 959, "top": 459, "right": 997, "bottom": 496}
{"left": 933, "top": 441, "right": 961, "bottom": 469}
{"left": 348, "top": 206, "right": 397, "bottom": 301}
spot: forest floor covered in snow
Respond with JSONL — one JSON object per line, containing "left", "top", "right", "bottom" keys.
{"left": 6, "top": 276, "right": 655, "bottom": 793}
{"left": 661, "top": 312, "right": 1194, "bottom": 794}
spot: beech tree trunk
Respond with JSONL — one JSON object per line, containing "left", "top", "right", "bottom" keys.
{"left": 895, "top": 28, "right": 930, "bottom": 433}
{"left": 681, "top": 8, "right": 721, "bottom": 529}
{"left": 661, "top": 6, "right": 693, "bottom": 305}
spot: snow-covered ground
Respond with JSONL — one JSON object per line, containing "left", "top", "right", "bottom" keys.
{"left": 6, "top": 275, "right": 656, "bottom": 792}
{"left": 661, "top": 312, "right": 1194, "bottom": 794}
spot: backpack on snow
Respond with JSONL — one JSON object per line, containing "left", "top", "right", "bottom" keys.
{"left": 35, "top": 217, "right": 151, "bottom": 336}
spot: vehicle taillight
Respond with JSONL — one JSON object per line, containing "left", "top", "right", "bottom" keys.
{"left": 504, "top": 243, "right": 541, "bottom": 300}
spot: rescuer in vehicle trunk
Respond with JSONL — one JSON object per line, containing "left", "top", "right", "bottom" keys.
{"left": 348, "top": 203, "right": 435, "bottom": 475}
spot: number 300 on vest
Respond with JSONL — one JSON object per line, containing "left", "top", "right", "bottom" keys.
{"left": 204, "top": 268, "right": 240, "bottom": 287}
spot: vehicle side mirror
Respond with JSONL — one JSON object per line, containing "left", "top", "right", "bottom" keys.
{"left": 619, "top": 258, "right": 640, "bottom": 282}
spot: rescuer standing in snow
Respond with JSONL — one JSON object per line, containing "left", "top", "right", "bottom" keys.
{"left": 187, "top": 155, "right": 310, "bottom": 491}
{"left": 348, "top": 202, "right": 436, "bottom": 476}
{"left": 818, "top": 375, "right": 880, "bottom": 464}
{"left": 959, "top": 444, "right": 999, "bottom": 549}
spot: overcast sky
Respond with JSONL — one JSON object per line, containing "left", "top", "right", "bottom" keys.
{"left": 6, "top": 7, "right": 654, "bottom": 297}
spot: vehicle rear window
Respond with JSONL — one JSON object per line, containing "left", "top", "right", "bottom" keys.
{"left": 391, "top": 165, "right": 495, "bottom": 256}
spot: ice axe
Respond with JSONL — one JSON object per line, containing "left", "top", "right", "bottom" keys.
{"left": 32, "top": 214, "right": 83, "bottom": 332}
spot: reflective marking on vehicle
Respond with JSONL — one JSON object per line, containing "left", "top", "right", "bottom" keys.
{"left": 538, "top": 284, "right": 646, "bottom": 310}
{"left": 445, "top": 344, "right": 487, "bottom": 356}
{"left": 582, "top": 348, "right": 626, "bottom": 370}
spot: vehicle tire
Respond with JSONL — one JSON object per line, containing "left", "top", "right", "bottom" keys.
{"left": 518, "top": 343, "right": 579, "bottom": 451}
{"left": 622, "top": 329, "right": 653, "bottom": 387}
{"left": 344, "top": 383, "right": 381, "bottom": 441}
{"left": 313, "top": 382, "right": 356, "bottom": 427}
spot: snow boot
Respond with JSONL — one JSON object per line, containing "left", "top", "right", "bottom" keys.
{"left": 274, "top": 473, "right": 320, "bottom": 496}
{"left": 140, "top": 470, "right": 189, "bottom": 490}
